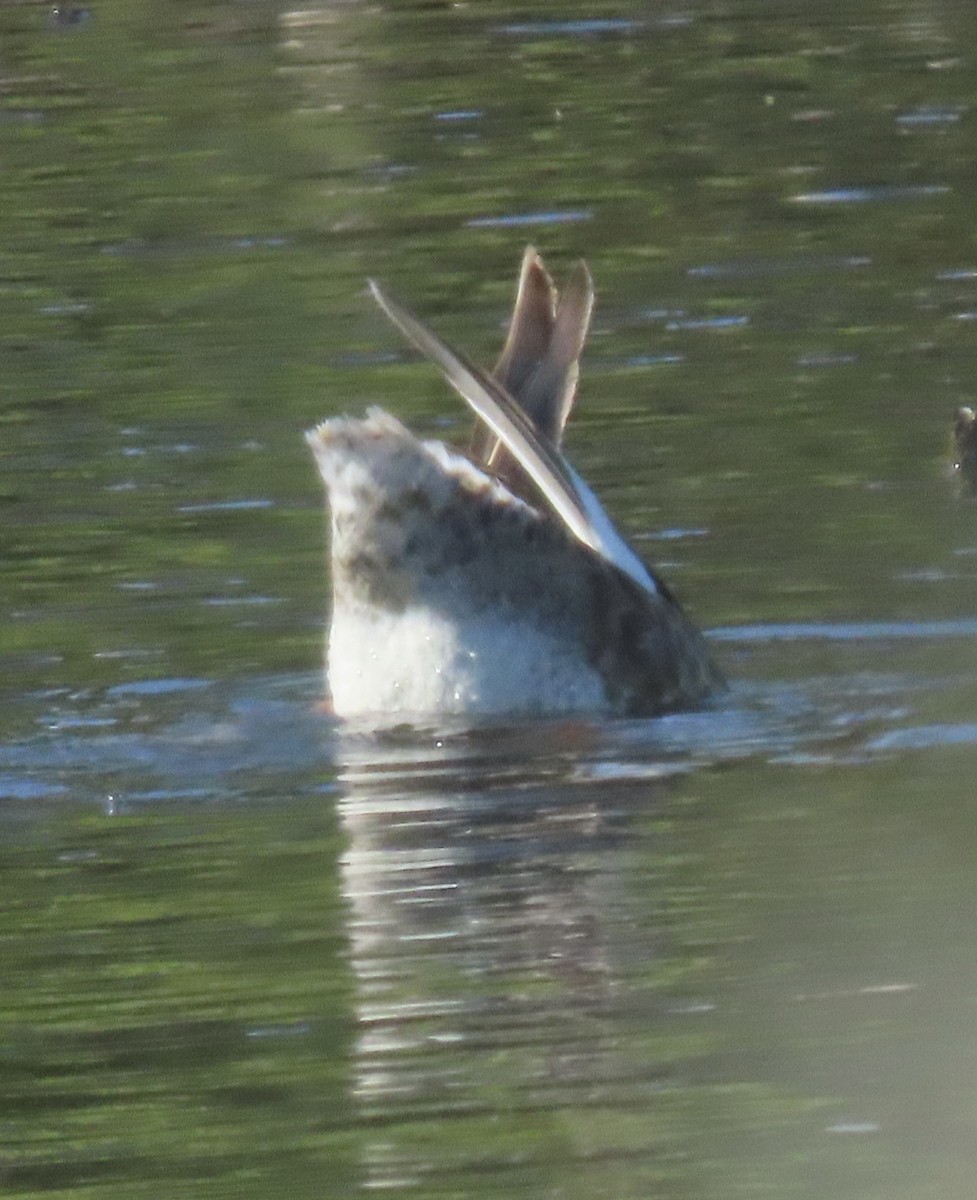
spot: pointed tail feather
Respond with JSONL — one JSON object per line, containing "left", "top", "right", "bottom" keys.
{"left": 368, "top": 277, "right": 656, "bottom": 596}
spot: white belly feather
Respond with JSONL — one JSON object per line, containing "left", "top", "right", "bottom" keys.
{"left": 328, "top": 602, "right": 606, "bottom": 721}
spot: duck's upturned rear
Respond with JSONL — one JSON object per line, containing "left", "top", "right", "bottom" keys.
{"left": 307, "top": 248, "right": 722, "bottom": 724}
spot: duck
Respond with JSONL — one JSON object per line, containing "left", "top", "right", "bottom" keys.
{"left": 306, "top": 247, "right": 723, "bottom": 723}
{"left": 953, "top": 406, "right": 977, "bottom": 497}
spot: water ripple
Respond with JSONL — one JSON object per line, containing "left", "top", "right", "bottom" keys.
{"left": 866, "top": 723, "right": 977, "bottom": 751}
{"left": 465, "top": 210, "right": 594, "bottom": 229}
{"left": 494, "top": 19, "right": 645, "bottom": 37}
{"left": 710, "top": 619, "right": 977, "bottom": 643}
{"left": 895, "top": 106, "right": 964, "bottom": 126}
{"left": 790, "top": 185, "right": 950, "bottom": 204}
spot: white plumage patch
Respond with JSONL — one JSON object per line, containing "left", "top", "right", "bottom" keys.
{"left": 327, "top": 604, "right": 606, "bottom": 721}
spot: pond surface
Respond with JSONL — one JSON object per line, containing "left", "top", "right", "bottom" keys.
{"left": 2, "top": 0, "right": 977, "bottom": 1196}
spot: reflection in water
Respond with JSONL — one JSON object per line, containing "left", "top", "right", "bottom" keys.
{"left": 333, "top": 647, "right": 977, "bottom": 1191}
{"left": 338, "top": 741, "right": 679, "bottom": 1191}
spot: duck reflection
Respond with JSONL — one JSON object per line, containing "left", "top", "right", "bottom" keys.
{"left": 335, "top": 727, "right": 693, "bottom": 1191}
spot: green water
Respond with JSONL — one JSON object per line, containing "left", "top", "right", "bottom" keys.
{"left": 1, "top": 0, "right": 976, "bottom": 1196}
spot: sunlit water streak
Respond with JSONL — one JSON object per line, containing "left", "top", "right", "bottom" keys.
{"left": 790, "top": 185, "right": 951, "bottom": 203}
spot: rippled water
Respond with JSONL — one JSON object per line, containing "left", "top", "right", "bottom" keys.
{"left": 2, "top": 0, "right": 977, "bottom": 1196}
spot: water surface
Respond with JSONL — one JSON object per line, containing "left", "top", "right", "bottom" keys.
{"left": 1, "top": 0, "right": 976, "bottom": 1196}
